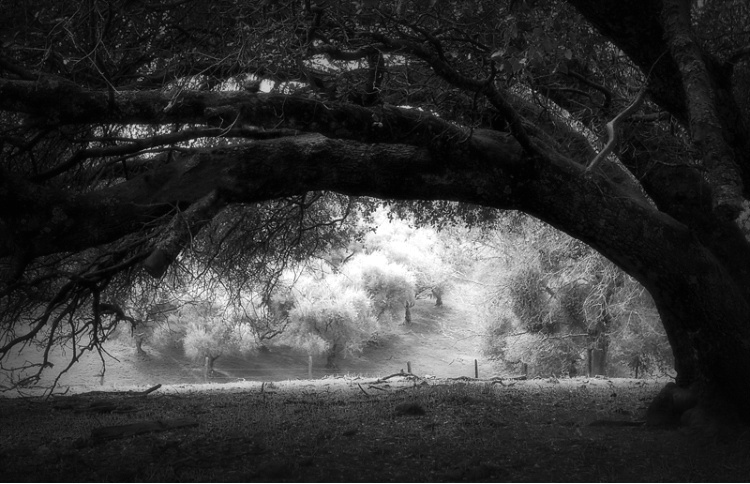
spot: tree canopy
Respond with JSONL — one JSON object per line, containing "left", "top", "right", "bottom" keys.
{"left": 2, "top": 0, "right": 750, "bottom": 418}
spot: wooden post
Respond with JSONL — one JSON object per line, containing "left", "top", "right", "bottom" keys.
{"left": 308, "top": 355, "right": 313, "bottom": 379}
{"left": 204, "top": 356, "right": 210, "bottom": 382}
{"left": 407, "top": 361, "right": 412, "bottom": 374}
{"left": 474, "top": 359, "right": 479, "bottom": 379}
{"left": 522, "top": 363, "right": 528, "bottom": 377}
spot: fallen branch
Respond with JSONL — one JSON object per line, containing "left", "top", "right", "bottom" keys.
{"left": 67, "top": 383, "right": 162, "bottom": 398}
{"left": 357, "top": 383, "right": 370, "bottom": 396}
{"left": 374, "top": 371, "right": 424, "bottom": 383}
{"left": 139, "top": 383, "right": 162, "bottom": 395}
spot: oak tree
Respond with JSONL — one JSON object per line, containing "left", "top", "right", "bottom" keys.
{"left": 1, "top": 0, "right": 750, "bottom": 422}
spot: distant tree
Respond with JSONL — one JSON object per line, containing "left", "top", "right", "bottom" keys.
{"left": 341, "top": 252, "right": 416, "bottom": 324}
{"left": 362, "top": 209, "right": 455, "bottom": 307}
{"left": 122, "top": 277, "right": 266, "bottom": 377}
{"left": 179, "top": 302, "right": 230, "bottom": 376}
{"left": 283, "top": 270, "right": 377, "bottom": 368}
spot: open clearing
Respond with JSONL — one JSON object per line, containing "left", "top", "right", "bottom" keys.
{"left": 2, "top": 300, "right": 750, "bottom": 481}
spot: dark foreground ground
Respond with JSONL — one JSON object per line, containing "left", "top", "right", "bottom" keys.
{"left": 1, "top": 378, "right": 749, "bottom": 482}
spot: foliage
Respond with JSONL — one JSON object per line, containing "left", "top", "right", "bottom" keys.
{"left": 604, "top": 278, "right": 674, "bottom": 377}
{"left": 507, "top": 267, "right": 550, "bottom": 333}
{"left": 282, "top": 270, "right": 378, "bottom": 364}
{"left": 185, "top": 193, "right": 368, "bottom": 295}
{"left": 117, "top": 269, "right": 279, "bottom": 368}
{"left": 340, "top": 252, "right": 416, "bottom": 324}
{"left": 361, "top": 208, "right": 456, "bottom": 303}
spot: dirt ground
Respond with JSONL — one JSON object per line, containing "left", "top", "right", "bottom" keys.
{"left": 1, "top": 377, "right": 750, "bottom": 482}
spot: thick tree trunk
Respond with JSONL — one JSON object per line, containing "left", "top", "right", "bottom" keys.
{"left": 564, "top": 0, "right": 750, "bottom": 423}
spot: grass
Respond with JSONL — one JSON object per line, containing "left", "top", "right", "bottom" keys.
{"left": 1, "top": 377, "right": 749, "bottom": 482}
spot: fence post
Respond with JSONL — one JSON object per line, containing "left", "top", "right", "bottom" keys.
{"left": 308, "top": 355, "right": 313, "bottom": 379}
{"left": 475, "top": 359, "right": 479, "bottom": 379}
{"left": 407, "top": 361, "right": 412, "bottom": 374}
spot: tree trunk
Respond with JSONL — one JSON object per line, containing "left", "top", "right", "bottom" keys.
{"left": 204, "top": 354, "right": 220, "bottom": 381}
{"left": 588, "top": 307, "right": 611, "bottom": 377}
{"left": 135, "top": 336, "right": 145, "bottom": 355}
{"left": 588, "top": 346, "right": 607, "bottom": 377}
{"left": 404, "top": 302, "right": 414, "bottom": 325}
{"left": 432, "top": 287, "right": 443, "bottom": 307}
{"left": 326, "top": 343, "right": 339, "bottom": 370}
{"left": 560, "top": 0, "right": 750, "bottom": 423}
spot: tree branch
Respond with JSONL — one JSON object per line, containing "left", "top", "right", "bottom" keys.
{"left": 586, "top": 88, "right": 647, "bottom": 173}
{"left": 31, "top": 126, "right": 298, "bottom": 182}
{"left": 0, "top": 133, "right": 523, "bottom": 264}
{"left": 369, "top": 34, "right": 535, "bottom": 152}
{"left": 143, "top": 190, "right": 226, "bottom": 278}
{"left": 0, "top": 79, "right": 472, "bottom": 149}
{"left": 661, "top": 0, "right": 744, "bottom": 219}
